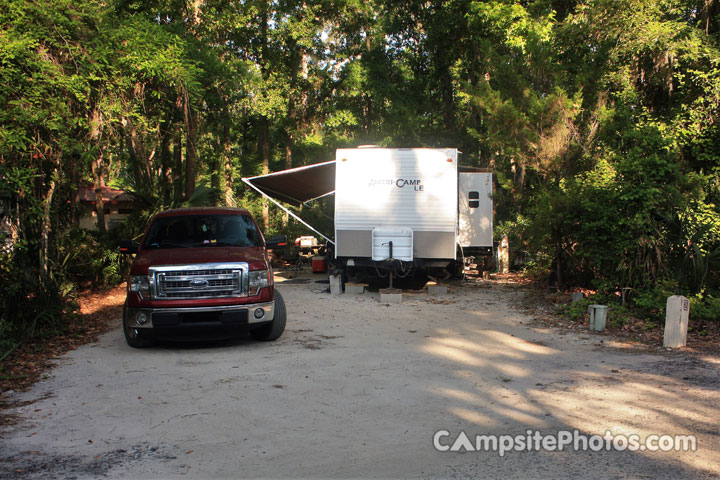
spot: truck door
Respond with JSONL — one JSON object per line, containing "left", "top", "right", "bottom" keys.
{"left": 458, "top": 172, "right": 493, "bottom": 248}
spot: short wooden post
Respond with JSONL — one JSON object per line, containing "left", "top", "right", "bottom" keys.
{"left": 663, "top": 295, "right": 689, "bottom": 348}
{"left": 498, "top": 235, "right": 509, "bottom": 274}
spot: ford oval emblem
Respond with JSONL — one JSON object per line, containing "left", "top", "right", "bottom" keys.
{"left": 189, "top": 279, "right": 209, "bottom": 289}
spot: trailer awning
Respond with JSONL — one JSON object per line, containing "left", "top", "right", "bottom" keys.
{"left": 243, "top": 160, "right": 487, "bottom": 207}
{"left": 242, "top": 161, "right": 336, "bottom": 206}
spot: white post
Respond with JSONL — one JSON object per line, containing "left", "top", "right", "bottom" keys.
{"left": 498, "top": 235, "right": 509, "bottom": 274}
{"left": 663, "top": 295, "right": 689, "bottom": 348}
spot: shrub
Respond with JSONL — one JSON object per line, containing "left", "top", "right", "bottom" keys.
{"left": 558, "top": 298, "right": 592, "bottom": 322}
{"left": 56, "top": 226, "right": 130, "bottom": 287}
{"left": 631, "top": 279, "right": 679, "bottom": 321}
{"left": 690, "top": 294, "right": 720, "bottom": 321}
{"left": 0, "top": 249, "right": 79, "bottom": 363}
{"left": 606, "top": 304, "right": 632, "bottom": 328}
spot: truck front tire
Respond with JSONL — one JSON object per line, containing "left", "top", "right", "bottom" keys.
{"left": 123, "top": 305, "right": 155, "bottom": 348}
{"left": 251, "top": 290, "right": 286, "bottom": 341}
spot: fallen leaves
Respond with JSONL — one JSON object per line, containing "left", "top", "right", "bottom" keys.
{"left": 0, "top": 285, "right": 125, "bottom": 397}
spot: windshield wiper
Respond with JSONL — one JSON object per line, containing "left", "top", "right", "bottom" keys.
{"left": 148, "top": 242, "right": 191, "bottom": 249}
{"left": 205, "top": 241, "right": 241, "bottom": 247}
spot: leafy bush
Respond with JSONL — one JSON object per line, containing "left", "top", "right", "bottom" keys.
{"left": 690, "top": 294, "right": 720, "bottom": 321}
{"left": 56, "top": 226, "right": 130, "bottom": 287}
{"left": 606, "top": 304, "right": 632, "bottom": 328}
{"left": 0, "top": 248, "right": 79, "bottom": 363}
{"left": 631, "top": 279, "right": 679, "bottom": 321}
{"left": 557, "top": 298, "right": 592, "bottom": 322}
{"left": 0, "top": 223, "right": 131, "bottom": 363}
{"left": 521, "top": 252, "right": 553, "bottom": 283}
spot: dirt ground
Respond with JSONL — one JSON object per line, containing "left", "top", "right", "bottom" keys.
{"left": 1, "top": 272, "right": 719, "bottom": 479}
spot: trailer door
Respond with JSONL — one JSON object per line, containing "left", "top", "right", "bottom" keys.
{"left": 458, "top": 172, "right": 493, "bottom": 248}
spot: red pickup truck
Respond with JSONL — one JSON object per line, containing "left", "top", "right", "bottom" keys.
{"left": 119, "top": 207, "right": 286, "bottom": 347}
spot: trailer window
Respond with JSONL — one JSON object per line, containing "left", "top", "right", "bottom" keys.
{"left": 468, "top": 191, "right": 479, "bottom": 208}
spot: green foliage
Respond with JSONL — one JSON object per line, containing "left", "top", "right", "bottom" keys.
{"left": 56, "top": 227, "right": 130, "bottom": 287}
{"left": 0, "top": 247, "right": 79, "bottom": 360}
{"left": 606, "top": 304, "right": 634, "bottom": 329}
{"left": 690, "top": 294, "right": 720, "bottom": 321}
{"left": 557, "top": 298, "right": 593, "bottom": 322}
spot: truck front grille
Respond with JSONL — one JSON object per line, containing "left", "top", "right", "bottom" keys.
{"left": 150, "top": 263, "right": 248, "bottom": 299}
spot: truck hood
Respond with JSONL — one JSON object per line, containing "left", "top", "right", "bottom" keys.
{"left": 131, "top": 246, "right": 268, "bottom": 275}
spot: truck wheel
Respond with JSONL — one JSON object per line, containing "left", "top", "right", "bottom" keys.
{"left": 251, "top": 290, "right": 286, "bottom": 341}
{"left": 123, "top": 305, "right": 155, "bottom": 348}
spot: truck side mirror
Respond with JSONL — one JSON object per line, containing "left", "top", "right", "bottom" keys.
{"left": 119, "top": 240, "right": 139, "bottom": 255}
{"left": 265, "top": 235, "right": 287, "bottom": 250}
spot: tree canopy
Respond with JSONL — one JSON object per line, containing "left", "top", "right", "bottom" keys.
{"left": 1, "top": 0, "right": 719, "bottom": 350}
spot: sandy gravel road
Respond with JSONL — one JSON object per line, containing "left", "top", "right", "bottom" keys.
{"left": 1, "top": 274, "right": 719, "bottom": 479}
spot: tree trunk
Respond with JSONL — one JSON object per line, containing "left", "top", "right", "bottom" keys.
{"left": 702, "top": 0, "right": 717, "bottom": 35}
{"left": 211, "top": 155, "right": 220, "bottom": 194}
{"left": 440, "top": 66, "right": 455, "bottom": 134}
{"left": 285, "top": 133, "right": 293, "bottom": 170}
{"left": 301, "top": 46, "right": 309, "bottom": 126}
{"left": 184, "top": 97, "right": 197, "bottom": 200}
{"left": 286, "top": 78, "right": 296, "bottom": 170}
{"left": 259, "top": 0, "right": 270, "bottom": 230}
{"left": 70, "top": 155, "right": 79, "bottom": 225}
{"left": 222, "top": 115, "right": 233, "bottom": 206}
{"left": 160, "top": 123, "right": 172, "bottom": 206}
{"left": 173, "top": 129, "right": 183, "bottom": 202}
{"left": 555, "top": 233, "right": 564, "bottom": 291}
{"left": 124, "top": 117, "right": 153, "bottom": 192}
{"left": 260, "top": 117, "right": 270, "bottom": 230}
{"left": 91, "top": 154, "right": 106, "bottom": 233}
{"left": 40, "top": 167, "right": 58, "bottom": 278}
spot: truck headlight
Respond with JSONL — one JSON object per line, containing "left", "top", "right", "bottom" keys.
{"left": 248, "top": 268, "right": 273, "bottom": 296}
{"left": 129, "top": 275, "right": 151, "bottom": 299}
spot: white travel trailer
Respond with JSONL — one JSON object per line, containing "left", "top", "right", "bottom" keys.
{"left": 243, "top": 147, "right": 492, "bottom": 287}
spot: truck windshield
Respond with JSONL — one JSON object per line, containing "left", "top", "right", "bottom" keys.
{"left": 142, "top": 214, "right": 263, "bottom": 249}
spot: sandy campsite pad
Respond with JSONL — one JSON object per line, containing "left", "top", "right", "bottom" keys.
{"left": 1, "top": 272, "right": 718, "bottom": 478}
